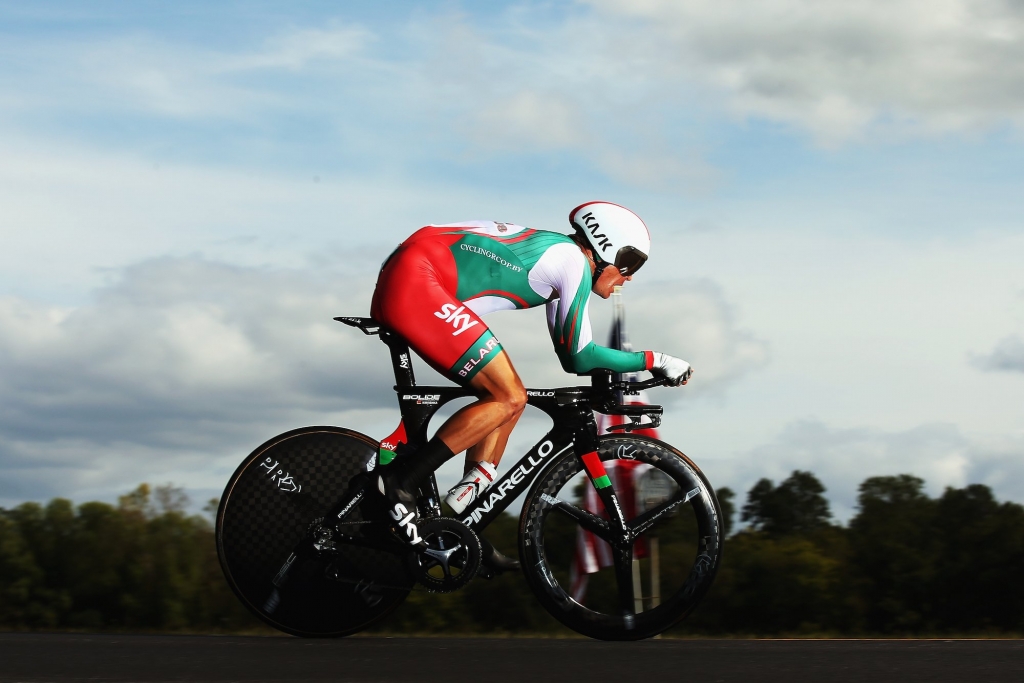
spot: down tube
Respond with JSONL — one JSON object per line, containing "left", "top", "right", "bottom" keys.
{"left": 460, "top": 428, "right": 575, "bottom": 532}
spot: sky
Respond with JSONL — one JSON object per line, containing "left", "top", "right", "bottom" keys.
{"left": 1, "top": 0, "right": 1023, "bottom": 522}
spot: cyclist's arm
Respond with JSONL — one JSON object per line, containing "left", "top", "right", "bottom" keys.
{"left": 535, "top": 245, "right": 653, "bottom": 374}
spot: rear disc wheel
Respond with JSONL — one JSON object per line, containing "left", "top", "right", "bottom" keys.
{"left": 216, "top": 426, "right": 414, "bottom": 637}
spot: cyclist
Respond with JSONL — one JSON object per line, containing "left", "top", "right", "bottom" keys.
{"left": 370, "top": 201, "right": 693, "bottom": 556}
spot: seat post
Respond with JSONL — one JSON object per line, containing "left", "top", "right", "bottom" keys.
{"left": 380, "top": 330, "right": 416, "bottom": 387}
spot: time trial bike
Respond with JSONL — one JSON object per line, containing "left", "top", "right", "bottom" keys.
{"left": 215, "top": 316, "right": 723, "bottom": 640}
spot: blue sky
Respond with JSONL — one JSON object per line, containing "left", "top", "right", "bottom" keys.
{"left": 1, "top": 0, "right": 1023, "bottom": 520}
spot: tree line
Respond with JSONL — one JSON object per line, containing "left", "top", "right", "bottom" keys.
{"left": 2, "top": 473, "right": 1022, "bottom": 635}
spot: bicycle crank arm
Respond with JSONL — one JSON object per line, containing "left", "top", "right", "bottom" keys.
{"left": 329, "top": 529, "right": 411, "bottom": 558}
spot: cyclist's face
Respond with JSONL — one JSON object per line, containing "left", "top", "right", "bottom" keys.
{"left": 592, "top": 263, "right": 632, "bottom": 298}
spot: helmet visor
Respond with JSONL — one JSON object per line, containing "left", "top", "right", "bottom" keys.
{"left": 614, "top": 246, "right": 648, "bottom": 276}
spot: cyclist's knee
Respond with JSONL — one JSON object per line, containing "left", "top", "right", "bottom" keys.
{"left": 482, "top": 378, "right": 525, "bottom": 422}
{"left": 504, "top": 383, "right": 527, "bottom": 417}
{"left": 470, "top": 351, "right": 527, "bottom": 421}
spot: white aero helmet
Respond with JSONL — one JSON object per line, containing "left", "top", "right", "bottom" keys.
{"left": 569, "top": 201, "right": 651, "bottom": 276}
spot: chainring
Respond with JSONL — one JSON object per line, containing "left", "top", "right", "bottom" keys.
{"left": 407, "top": 518, "right": 482, "bottom": 593}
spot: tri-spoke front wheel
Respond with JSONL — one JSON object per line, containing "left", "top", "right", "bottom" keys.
{"left": 519, "top": 435, "right": 723, "bottom": 640}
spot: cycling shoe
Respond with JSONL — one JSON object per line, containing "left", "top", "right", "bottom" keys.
{"left": 377, "top": 467, "right": 426, "bottom": 548}
{"left": 377, "top": 436, "right": 457, "bottom": 550}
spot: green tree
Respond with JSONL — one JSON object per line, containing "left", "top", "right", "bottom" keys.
{"left": 6, "top": 475, "right": 1024, "bottom": 636}
{"left": 741, "top": 470, "right": 831, "bottom": 536}
{"left": 848, "top": 474, "right": 938, "bottom": 633}
{"left": 687, "top": 527, "right": 857, "bottom": 635}
{"left": 0, "top": 513, "right": 45, "bottom": 626}
{"left": 0, "top": 484, "right": 257, "bottom": 632}
{"left": 4, "top": 500, "right": 76, "bottom": 626}
{"left": 716, "top": 486, "right": 736, "bottom": 536}
{"left": 930, "top": 484, "right": 1024, "bottom": 632}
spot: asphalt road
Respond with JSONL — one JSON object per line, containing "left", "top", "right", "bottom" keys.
{"left": 1, "top": 633, "right": 1022, "bottom": 683}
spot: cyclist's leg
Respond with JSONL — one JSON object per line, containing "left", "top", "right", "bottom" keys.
{"left": 459, "top": 353, "right": 525, "bottom": 470}
{"left": 437, "top": 352, "right": 526, "bottom": 571}
{"left": 398, "top": 350, "right": 525, "bottom": 491}
{"left": 465, "top": 416, "right": 519, "bottom": 471}
{"left": 371, "top": 238, "right": 522, "bottom": 497}
{"left": 435, "top": 350, "right": 526, "bottom": 456}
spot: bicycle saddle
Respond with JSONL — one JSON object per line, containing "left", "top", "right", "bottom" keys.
{"left": 334, "top": 316, "right": 384, "bottom": 335}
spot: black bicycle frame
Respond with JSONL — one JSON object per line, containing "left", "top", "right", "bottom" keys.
{"left": 399, "top": 386, "right": 595, "bottom": 532}
{"left": 336, "top": 316, "right": 662, "bottom": 540}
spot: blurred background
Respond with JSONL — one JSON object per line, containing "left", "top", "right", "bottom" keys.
{"left": 1, "top": 0, "right": 1023, "bottom": 634}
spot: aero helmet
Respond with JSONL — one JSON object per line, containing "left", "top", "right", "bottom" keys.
{"left": 569, "top": 201, "right": 651, "bottom": 276}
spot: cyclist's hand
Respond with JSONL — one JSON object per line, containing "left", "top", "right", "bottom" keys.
{"left": 651, "top": 352, "right": 693, "bottom": 386}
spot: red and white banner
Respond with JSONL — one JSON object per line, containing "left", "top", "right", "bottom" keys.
{"left": 569, "top": 399, "right": 660, "bottom": 603}
{"left": 568, "top": 288, "right": 664, "bottom": 603}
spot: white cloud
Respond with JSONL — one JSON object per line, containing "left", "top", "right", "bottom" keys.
{"left": 0, "top": 23, "right": 372, "bottom": 121}
{"left": 585, "top": 0, "right": 1024, "bottom": 143}
{"left": 0, "top": 254, "right": 765, "bottom": 507}
{"left": 611, "top": 279, "right": 769, "bottom": 393}
{"left": 5, "top": 1, "right": 1024, "bottom": 183}
{"left": 324, "top": 9, "right": 722, "bottom": 190}
{"left": 974, "top": 335, "right": 1024, "bottom": 372}
{"left": 466, "top": 90, "right": 588, "bottom": 152}
{"left": 0, "top": 129, "right": 513, "bottom": 300}
{"left": 0, "top": 9, "right": 720, "bottom": 206}
{"left": 591, "top": 148, "right": 721, "bottom": 194}
{"left": 0, "top": 257, "right": 397, "bottom": 503}
{"left": 228, "top": 26, "right": 372, "bottom": 71}
{"left": 3, "top": 2, "right": 1024, "bottom": 515}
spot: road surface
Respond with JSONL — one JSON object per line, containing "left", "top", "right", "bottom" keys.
{"left": 1, "top": 633, "right": 1022, "bottom": 682}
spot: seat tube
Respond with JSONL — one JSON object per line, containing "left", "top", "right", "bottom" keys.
{"left": 381, "top": 330, "right": 416, "bottom": 387}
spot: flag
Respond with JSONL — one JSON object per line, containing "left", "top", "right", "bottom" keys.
{"left": 569, "top": 289, "right": 661, "bottom": 603}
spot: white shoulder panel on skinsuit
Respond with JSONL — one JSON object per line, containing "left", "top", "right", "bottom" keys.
{"left": 528, "top": 241, "right": 584, "bottom": 300}
{"left": 465, "top": 295, "right": 517, "bottom": 316}
{"left": 533, "top": 243, "right": 594, "bottom": 354}
{"left": 426, "top": 221, "right": 528, "bottom": 238}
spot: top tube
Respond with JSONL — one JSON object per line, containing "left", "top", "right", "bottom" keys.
{"left": 334, "top": 314, "right": 668, "bottom": 408}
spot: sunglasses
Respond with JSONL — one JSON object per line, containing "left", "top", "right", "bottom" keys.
{"left": 594, "top": 245, "right": 648, "bottom": 276}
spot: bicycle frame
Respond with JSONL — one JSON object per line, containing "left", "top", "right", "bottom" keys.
{"left": 335, "top": 316, "right": 664, "bottom": 541}
{"left": 395, "top": 385, "right": 591, "bottom": 532}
